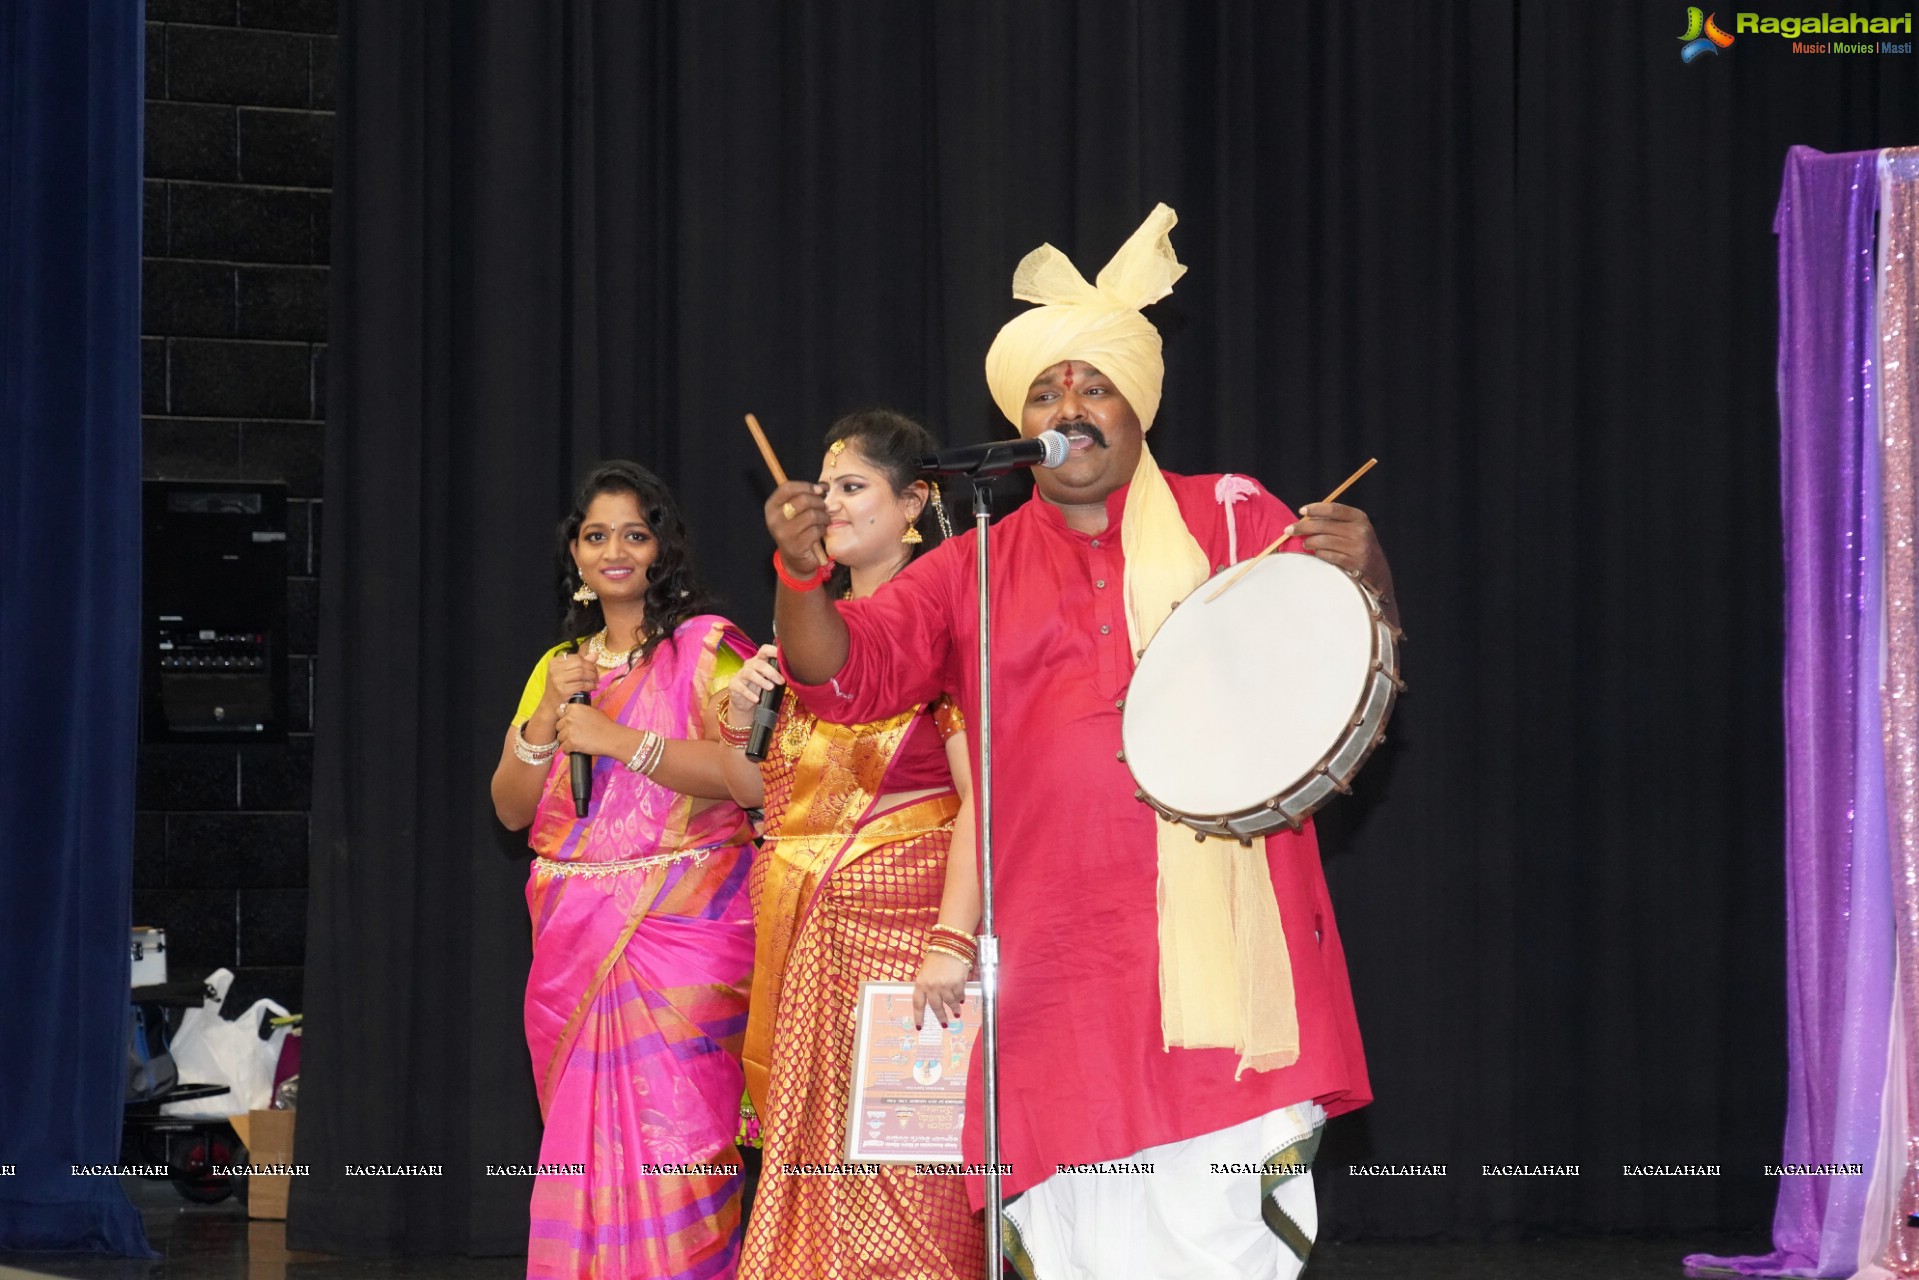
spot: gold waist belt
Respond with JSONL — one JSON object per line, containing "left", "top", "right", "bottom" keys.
{"left": 533, "top": 846, "right": 723, "bottom": 879}
{"left": 757, "top": 825, "right": 954, "bottom": 845}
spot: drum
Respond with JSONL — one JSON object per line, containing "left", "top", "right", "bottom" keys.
{"left": 1121, "top": 552, "right": 1402, "bottom": 841}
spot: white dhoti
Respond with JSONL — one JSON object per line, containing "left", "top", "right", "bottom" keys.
{"left": 1001, "top": 1101, "right": 1327, "bottom": 1280}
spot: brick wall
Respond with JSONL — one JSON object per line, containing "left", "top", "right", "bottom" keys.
{"left": 136, "top": 0, "right": 335, "bottom": 1013}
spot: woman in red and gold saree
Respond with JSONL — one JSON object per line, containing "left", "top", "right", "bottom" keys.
{"left": 491, "top": 462, "right": 756, "bottom": 1280}
{"left": 717, "top": 414, "right": 984, "bottom": 1280}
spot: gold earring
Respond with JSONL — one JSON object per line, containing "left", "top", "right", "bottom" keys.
{"left": 572, "top": 573, "right": 597, "bottom": 603}
{"left": 901, "top": 525, "right": 924, "bottom": 546}
{"left": 928, "top": 482, "right": 954, "bottom": 540}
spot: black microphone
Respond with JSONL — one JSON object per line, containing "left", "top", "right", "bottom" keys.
{"left": 568, "top": 691, "right": 592, "bottom": 817}
{"left": 743, "top": 678, "right": 783, "bottom": 763}
{"left": 919, "top": 430, "right": 1070, "bottom": 477}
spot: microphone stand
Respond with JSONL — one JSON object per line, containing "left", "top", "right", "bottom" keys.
{"left": 971, "top": 478, "right": 1006, "bottom": 1278}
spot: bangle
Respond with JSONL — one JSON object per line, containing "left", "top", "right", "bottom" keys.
{"left": 928, "top": 930, "right": 977, "bottom": 962}
{"left": 717, "top": 715, "right": 752, "bottom": 748}
{"left": 924, "top": 942, "right": 977, "bottom": 970}
{"left": 625, "top": 730, "right": 667, "bottom": 777}
{"left": 926, "top": 926, "right": 977, "bottom": 963}
{"left": 513, "top": 722, "right": 558, "bottom": 766}
{"left": 712, "top": 685, "right": 754, "bottom": 747}
{"left": 773, "top": 549, "right": 831, "bottom": 592}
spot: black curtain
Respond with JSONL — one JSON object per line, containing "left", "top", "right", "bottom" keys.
{"left": 293, "top": 0, "right": 1919, "bottom": 1252}
{"left": 0, "top": 0, "right": 152, "bottom": 1256}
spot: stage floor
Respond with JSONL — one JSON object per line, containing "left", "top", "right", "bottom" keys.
{"left": 0, "top": 1180, "right": 1772, "bottom": 1279}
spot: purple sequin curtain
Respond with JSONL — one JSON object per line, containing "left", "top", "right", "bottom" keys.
{"left": 1688, "top": 146, "right": 1891, "bottom": 1279}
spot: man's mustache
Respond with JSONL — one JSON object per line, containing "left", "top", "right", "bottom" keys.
{"left": 1056, "top": 421, "right": 1109, "bottom": 449}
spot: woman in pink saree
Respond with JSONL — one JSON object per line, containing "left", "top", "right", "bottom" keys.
{"left": 491, "top": 461, "right": 756, "bottom": 1280}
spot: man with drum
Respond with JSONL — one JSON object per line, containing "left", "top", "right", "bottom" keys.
{"left": 762, "top": 204, "right": 1397, "bottom": 1280}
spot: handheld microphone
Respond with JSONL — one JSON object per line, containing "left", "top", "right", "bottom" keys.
{"left": 568, "top": 691, "right": 592, "bottom": 817}
{"left": 919, "top": 430, "right": 1070, "bottom": 477}
{"left": 744, "top": 679, "right": 783, "bottom": 763}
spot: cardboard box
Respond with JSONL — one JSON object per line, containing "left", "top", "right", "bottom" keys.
{"left": 228, "top": 1108, "right": 296, "bottom": 1220}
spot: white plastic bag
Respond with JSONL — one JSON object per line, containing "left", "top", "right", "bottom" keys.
{"left": 161, "top": 968, "right": 291, "bottom": 1119}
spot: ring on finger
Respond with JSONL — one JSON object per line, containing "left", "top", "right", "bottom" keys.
{"left": 781, "top": 501, "right": 797, "bottom": 520}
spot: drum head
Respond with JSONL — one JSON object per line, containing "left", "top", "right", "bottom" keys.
{"left": 1123, "top": 554, "right": 1375, "bottom": 820}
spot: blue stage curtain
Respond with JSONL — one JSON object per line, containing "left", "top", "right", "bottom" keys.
{"left": 0, "top": 0, "right": 154, "bottom": 1255}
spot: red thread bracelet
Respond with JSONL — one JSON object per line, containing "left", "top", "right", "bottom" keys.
{"left": 772, "top": 549, "right": 831, "bottom": 592}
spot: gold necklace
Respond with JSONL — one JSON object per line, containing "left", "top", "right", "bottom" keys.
{"left": 586, "top": 628, "right": 643, "bottom": 669}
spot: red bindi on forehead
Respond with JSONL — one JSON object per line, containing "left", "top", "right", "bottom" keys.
{"left": 1061, "top": 363, "right": 1075, "bottom": 389}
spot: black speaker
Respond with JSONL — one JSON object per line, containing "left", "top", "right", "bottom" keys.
{"left": 142, "top": 481, "right": 289, "bottom": 743}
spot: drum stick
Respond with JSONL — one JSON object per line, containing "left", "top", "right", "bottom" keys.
{"left": 745, "top": 413, "right": 788, "bottom": 485}
{"left": 1203, "top": 458, "right": 1377, "bottom": 603}
{"left": 745, "top": 413, "right": 830, "bottom": 568}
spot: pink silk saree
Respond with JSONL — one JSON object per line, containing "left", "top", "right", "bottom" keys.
{"left": 521, "top": 616, "right": 756, "bottom": 1280}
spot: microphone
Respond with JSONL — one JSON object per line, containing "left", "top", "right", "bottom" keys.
{"left": 743, "top": 679, "right": 783, "bottom": 763}
{"left": 919, "top": 430, "right": 1070, "bottom": 477}
{"left": 568, "top": 691, "right": 592, "bottom": 817}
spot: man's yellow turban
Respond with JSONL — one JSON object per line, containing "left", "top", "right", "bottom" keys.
{"left": 984, "top": 203, "right": 1185, "bottom": 434}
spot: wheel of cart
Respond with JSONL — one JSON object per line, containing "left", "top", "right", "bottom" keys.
{"left": 124, "top": 1083, "right": 248, "bottom": 1204}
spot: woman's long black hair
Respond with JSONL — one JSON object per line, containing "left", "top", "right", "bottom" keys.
{"left": 820, "top": 409, "right": 950, "bottom": 598}
{"left": 556, "top": 460, "right": 719, "bottom": 663}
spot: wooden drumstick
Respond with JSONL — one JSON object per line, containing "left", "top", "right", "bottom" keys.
{"left": 745, "top": 413, "right": 830, "bottom": 567}
{"left": 1202, "top": 458, "right": 1377, "bottom": 603}
{"left": 745, "top": 412, "right": 788, "bottom": 484}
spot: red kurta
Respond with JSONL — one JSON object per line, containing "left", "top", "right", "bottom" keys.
{"left": 783, "top": 471, "right": 1371, "bottom": 1205}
